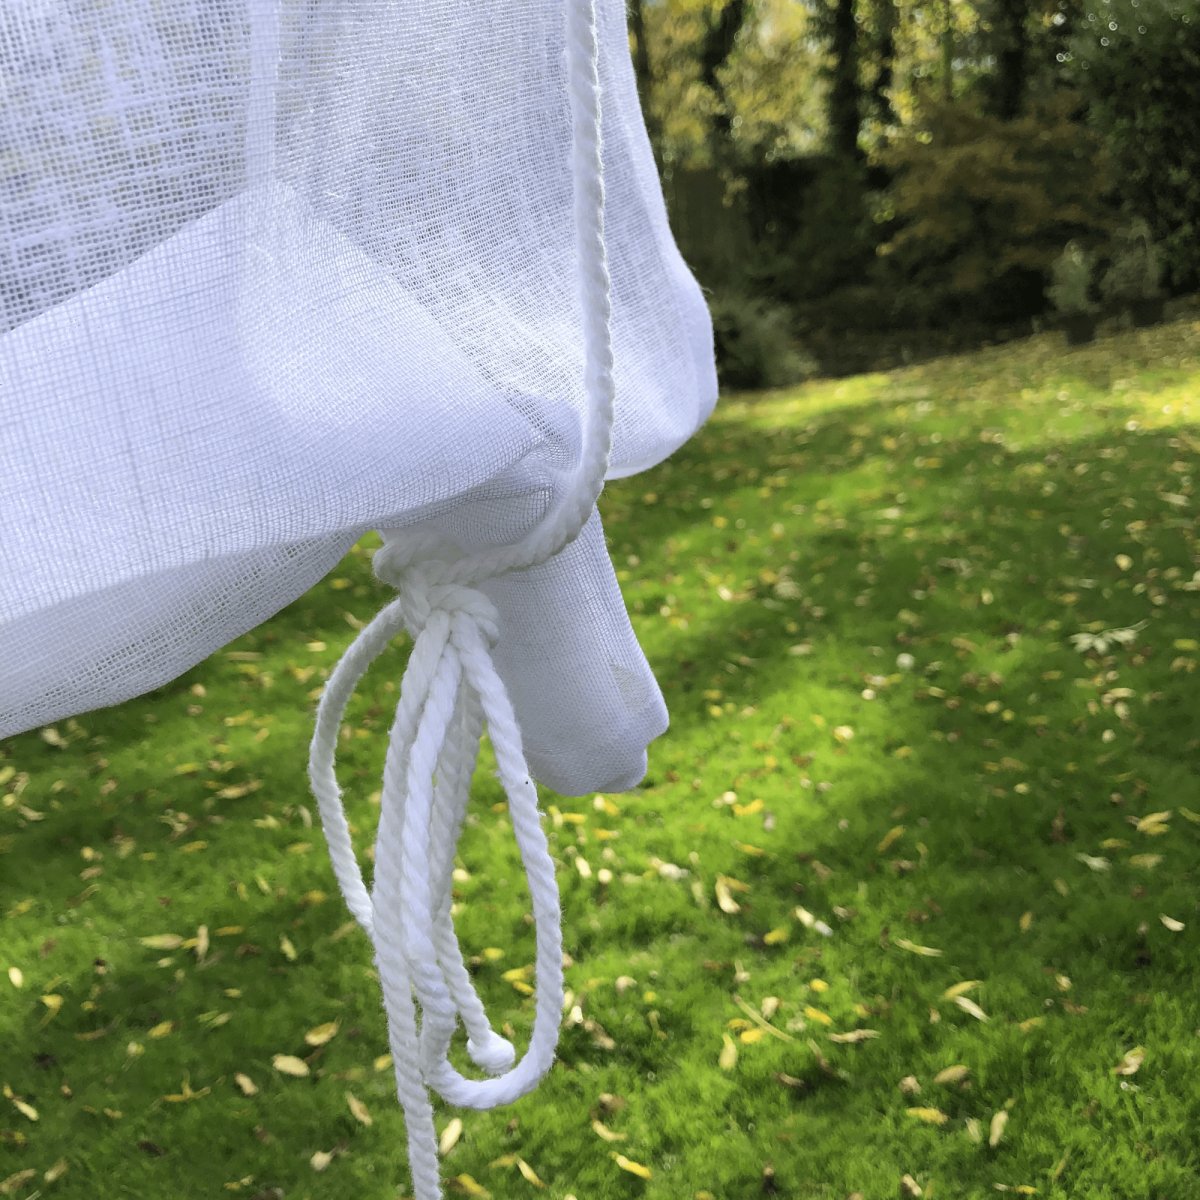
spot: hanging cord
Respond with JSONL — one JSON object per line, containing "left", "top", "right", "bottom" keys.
{"left": 307, "top": 2, "right": 614, "bottom": 1198}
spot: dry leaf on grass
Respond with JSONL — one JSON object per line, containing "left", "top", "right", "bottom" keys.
{"left": 449, "top": 1175, "right": 490, "bottom": 1197}
{"left": 612, "top": 1153, "right": 652, "bottom": 1179}
{"left": 719, "top": 1034, "right": 738, "bottom": 1071}
{"left": 954, "top": 995, "right": 989, "bottom": 1022}
{"left": 906, "top": 1106, "right": 948, "bottom": 1125}
{"left": 989, "top": 1110, "right": 1009, "bottom": 1147}
{"left": 139, "top": 934, "right": 183, "bottom": 950}
{"left": 894, "top": 938, "right": 943, "bottom": 957}
{"left": 1113, "top": 1047, "right": 1145, "bottom": 1076}
{"left": 933, "top": 1065, "right": 969, "bottom": 1085}
{"left": 304, "top": 1021, "right": 339, "bottom": 1047}
{"left": 439, "top": 1117, "right": 463, "bottom": 1156}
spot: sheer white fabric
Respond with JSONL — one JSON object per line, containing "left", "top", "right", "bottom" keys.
{"left": 0, "top": 0, "right": 715, "bottom": 795}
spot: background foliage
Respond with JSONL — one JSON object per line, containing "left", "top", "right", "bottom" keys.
{"left": 633, "top": 0, "right": 1200, "bottom": 384}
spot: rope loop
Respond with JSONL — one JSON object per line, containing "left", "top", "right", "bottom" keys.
{"left": 308, "top": 537, "right": 563, "bottom": 1195}
{"left": 308, "top": 2, "right": 612, "bottom": 1197}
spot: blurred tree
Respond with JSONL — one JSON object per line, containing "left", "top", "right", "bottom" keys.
{"left": 867, "top": 0, "right": 899, "bottom": 128}
{"left": 822, "top": 0, "right": 864, "bottom": 156}
{"left": 699, "top": 0, "right": 751, "bottom": 162}
{"left": 1067, "top": 0, "right": 1200, "bottom": 291}
{"left": 879, "top": 95, "right": 1112, "bottom": 321}
{"left": 628, "top": 0, "right": 1195, "bottom": 345}
{"left": 627, "top": 0, "right": 661, "bottom": 157}
{"left": 980, "top": 0, "right": 1033, "bottom": 117}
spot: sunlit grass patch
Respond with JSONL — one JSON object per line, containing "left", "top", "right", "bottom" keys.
{"left": 2, "top": 317, "right": 1198, "bottom": 1199}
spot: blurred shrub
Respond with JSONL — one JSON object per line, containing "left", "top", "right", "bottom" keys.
{"left": 877, "top": 96, "right": 1113, "bottom": 324}
{"left": 746, "top": 157, "right": 878, "bottom": 305}
{"left": 1068, "top": 0, "right": 1200, "bottom": 293}
{"left": 1100, "top": 217, "right": 1164, "bottom": 305}
{"left": 707, "top": 292, "right": 814, "bottom": 389}
{"left": 1048, "top": 242, "right": 1099, "bottom": 315}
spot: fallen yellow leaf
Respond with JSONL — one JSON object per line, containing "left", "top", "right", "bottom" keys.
{"left": 989, "top": 1110, "right": 1009, "bottom": 1147}
{"left": 1113, "top": 1047, "right": 1145, "bottom": 1076}
{"left": 942, "top": 980, "right": 981, "bottom": 1000}
{"left": 1136, "top": 811, "right": 1171, "bottom": 834}
{"left": 612, "top": 1153, "right": 653, "bottom": 1179}
{"left": 272, "top": 1054, "right": 310, "bottom": 1077}
{"left": 933, "top": 1065, "right": 970, "bottom": 1085}
{"left": 234, "top": 1073, "right": 258, "bottom": 1097}
{"left": 894, "top": 938, "right": 943, "bottom": 957}
{"left": 906, "top": 1106, "right": 949, "bottom": 1125}
{"left": 310, "top": 1150, "right": 333, "bottom": 1172}
{"left": 954, "top": 995, "right": 989, "bottom": 1022}
{"left": 304, "top": 1022, "right": 339, "bottom": 1047}
{"left": 43, "top": 1159, "right": 68, "bottom": 1184}
{"left": 731, "top": 994, "right": 794, "bottom": 1042}
{"left": 515, "top": 1159, "right": 545, "bottom": 1188}
{"left": 439, "top": 1117, "right": 463, "bottom": 1156}
{"left": 449, "top": 1175, "right": 490, "bottom": 1197}
{"left": 139, "top": 934, "right": 184, "bottom": 951}
{"left": 714, "top": 877, "right": 741, "bottom": 915}
{"left": 163, "top": 1078, "right": 210, "bottom": 1103}
{"left": 346, "top": 1092, "right": 372, "bottom": 1126}
{"left": 718, "top": 1034, "right": 738, "bottom": 1071}
{"left": 0, "top": 1170, "right": 36, "bottom": 1194}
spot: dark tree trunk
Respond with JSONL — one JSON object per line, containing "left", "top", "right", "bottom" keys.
{"left": 941, "top": 0, "right": 955, "bottom": 101}
{"left": 828, "top": 0, "right": 862, "bottom": 158}
{"left": 870, "top": 0, "right": 898, "bottom": 127}
{"left": 988, "top": 0, "right": 1030, "bottom": 119}
{"left": 699, "top": 0, "right": 749, "bottom": 155}
{"left": 627, "top": 0, "right": 660, "bottom": 159}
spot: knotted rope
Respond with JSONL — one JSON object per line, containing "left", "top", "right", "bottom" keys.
{"left": 307, "top": 2, "right": 615, "bottom": 1197}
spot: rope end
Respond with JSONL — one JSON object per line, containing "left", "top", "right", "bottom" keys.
{"left": 467, "top": 1032, "right": 518, "bottom": 1076}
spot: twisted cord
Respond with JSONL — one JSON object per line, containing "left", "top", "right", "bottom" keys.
{"left": 306, "top": 3, "right": 613, "bottom": 1198}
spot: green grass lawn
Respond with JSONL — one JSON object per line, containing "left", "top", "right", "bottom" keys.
{"left": 3, "top": 318, "right": 1199, "bottom": 1200}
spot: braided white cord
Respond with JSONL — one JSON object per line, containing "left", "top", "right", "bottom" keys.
{"left": 306, "top": 4, "right": 613, "bottom": 1199}
{"left": 438, "top": 0, "right": 614, "bottom": 588}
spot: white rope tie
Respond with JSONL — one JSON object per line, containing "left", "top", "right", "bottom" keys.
{"left": 307, "top": 2, "right": 614, "bottom": 1197}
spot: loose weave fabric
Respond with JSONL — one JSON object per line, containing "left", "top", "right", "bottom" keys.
{"left": 0, "top": 0, "right": 716, "bottom": 795}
